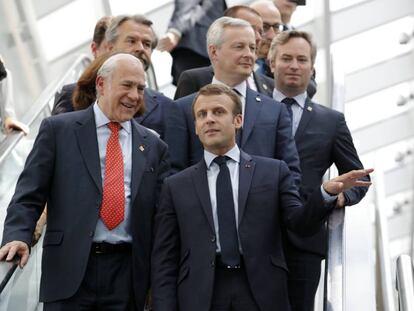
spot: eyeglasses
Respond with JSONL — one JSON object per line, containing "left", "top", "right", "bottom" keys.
{"left": 263, "top": 23, "right": 284, "bottom": 33}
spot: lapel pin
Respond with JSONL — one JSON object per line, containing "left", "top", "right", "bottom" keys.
{"left": 256, "top": 96, "right": 261, "bottom": 102}
{"left": 307, "top": 106, "right": 312, "bottom": 112}
{"left": 139, "top": 145, "right": 145, "bottom": 152}
{"left": 263, "top": 84, "right": 268, "bottom": 90}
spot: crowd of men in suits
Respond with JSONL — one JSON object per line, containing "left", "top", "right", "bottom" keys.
{"left": 0, "top": 1, "right": 372, "bottom": 310}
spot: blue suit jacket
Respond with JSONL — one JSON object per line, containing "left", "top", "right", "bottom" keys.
{"left": 169, "top": 0, "right": 227, "bottom": 58}
{"left": 165, "top": 88, "right": 301, "bottom": 186}
{"left": 151, "top": 151, "right": 333, "bottom": 311}
{"left": 52, "top": 83, "right": 173, "bottom": 139}
{"left": 1, "top": 106, "right": 170, "bottom": 308}
{"left": 288, "top": 98, "right": 369, "bottom": 256}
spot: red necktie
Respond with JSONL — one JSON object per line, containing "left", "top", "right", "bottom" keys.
{"left": 100, "top": 122, "right": 125, "bottom": 230}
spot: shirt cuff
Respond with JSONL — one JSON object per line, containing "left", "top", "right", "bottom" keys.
{"left": 320, "top": 185, "right": 338, "bottom": 203}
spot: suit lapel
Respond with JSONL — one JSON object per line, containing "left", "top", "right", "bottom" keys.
{"left": 191, "top": 160, "right": 215, "bottom": 232}
{"left": 295, "top": 98, "right": 314, "bottom": 140}
{"left": 131, "top": 121, "right": 148, "bottom": 203}
{"left": 241, "top": 89, "right": 262, "bottom": 147}
{"left": 75, "top": 107, "right": 102, "bottom": 193}
{"left": 238, "top": 151, "right": 255, "bottom": 224}
{"left": 135, "top": 90, "right": 158, "bottom": 124}
{"left": 253, "top": 71, "right": 272, "bottom": 97}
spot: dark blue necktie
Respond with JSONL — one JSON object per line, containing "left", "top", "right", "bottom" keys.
{"left": 214, "top": 156, "right": 240, "bottom": 267}
{"left": 282, "top": 97, "right": 296, "bottom": 121}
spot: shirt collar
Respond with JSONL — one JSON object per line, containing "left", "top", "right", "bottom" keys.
{"left": 272, "top": 89, "right": 307, "bottom": 110}
{"left": 211, "top": 76, "right": 247, "bottom": 98}
{"left": 93, "top": 102, "right": 131, "bottom": 134}
{"left": 204, "top": 144, "right": 240, "bottom": 169}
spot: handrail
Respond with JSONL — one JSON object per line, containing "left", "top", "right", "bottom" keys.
{"left": 0, "top": 54, "right": 91, "bottom": 166}
{"left": 396, "top": 255, "right": 414, "bottom": 311}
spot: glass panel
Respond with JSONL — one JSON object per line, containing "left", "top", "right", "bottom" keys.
{"left": 345, "top": 81, "right": 414, "bottom": 131}
{"left": 37, "top": 0, "right": 97, "bottom": 61}
{"left": 331, "top": 16, "right": 414, "bottom": 75}
{"left": 109, "top": 0, "right": 170, "bottom": 15}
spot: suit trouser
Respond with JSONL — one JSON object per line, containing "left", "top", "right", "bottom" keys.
{"left": 44, "top": 244, "right": 135, "bottom": 311}
{"left": 286, "top": 245, "right": 323, "bottom": 311}
{"left": 171, "top": 48, "right": 211, "bottom": 85}
{"left": 210, "top": 259, "right": 260, "bottom": 311}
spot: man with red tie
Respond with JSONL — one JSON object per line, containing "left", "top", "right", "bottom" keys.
{"left": 0, "top": 53, "right": 170, "bottom": 310}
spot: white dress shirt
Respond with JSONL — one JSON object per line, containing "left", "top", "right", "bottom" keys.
{"left": 93, "top": 102, "right": 133, "bottom": 243}
{"left": 204, "top": 145, "right": 241, "bottom": 253}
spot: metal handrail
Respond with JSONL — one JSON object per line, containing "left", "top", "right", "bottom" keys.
{"left": 0, "top": 54, "right": 91, "bottom": 166}
{"left": 396, "top": 255, "right": 414, "bottom": 311}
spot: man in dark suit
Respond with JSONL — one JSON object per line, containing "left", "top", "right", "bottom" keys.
{"left": 0, "top": 54, "right": 170, "bottom": 310}
{"left": 151, "top": 84, "right": 372, "bottom": 311}
{"left": 174, "top": 5, "right": 275, "bottom": 99}
{"left": 166, "top": 16, "right": 301, "bottom": 187}
{"left": 268, "top": 30, "right": 370, "bottom": 310}
{"left": 157, "top": 0, "right": 227, "bottom": 85}
{"left": 53, "top": 14, "right": 172, "bottom": 139}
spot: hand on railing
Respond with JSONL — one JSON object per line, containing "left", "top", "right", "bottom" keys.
{"left": 0, "top": 241, "right": 30, "bottom": 269}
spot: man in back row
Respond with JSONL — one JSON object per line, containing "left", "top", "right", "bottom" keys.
{"left": 165, "top": 16, "right": 301, "bottom": 187}
{"left": 53, "top": 14, "right": 172, "bottom": 139}
{"left": 269, "top": 30, "right": 370, "bottom": 310}
{"left": 152, "top": 83, "right": 372, "bottom": 311}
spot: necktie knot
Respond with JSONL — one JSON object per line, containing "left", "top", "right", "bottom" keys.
{"left": 107, "top": 122, "right": 121, "bottom": 133}
{"left": 214, "top": 156, "right": 230, "bottom": 167}
{"left": 282, "top": 97, "right": 297, "bottom": 107}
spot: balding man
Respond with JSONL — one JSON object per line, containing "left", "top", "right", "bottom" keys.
{"left": 0, "top": 53, "right": 170, "bottom": 310}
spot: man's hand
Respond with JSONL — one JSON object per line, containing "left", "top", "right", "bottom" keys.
{"left": 4, "top": 117, "right": 30, "bottom": 135}
{"left": 0, "top": 241, "right": 30, "bottom": 268}
{"left": 323, "top": 168, "right": 373, "bottom": 201}
{"left": 157, "top": 32, "right": 180, "bottom": 52}
{"left": 335, "top": 193, "right": 345, "bottom": 208}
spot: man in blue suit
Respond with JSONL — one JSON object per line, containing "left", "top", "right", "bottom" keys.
{"left": 0, "top": 54, "right": 170, "bottom": 310}
{"left": 268, "top": 30, "right": 370, "bottom": 310}
{"left": 165, "top": 16, "right": 301, "bottom": 186}
{"left": 53, "top": 14, "right": 172, "bottom": 140}
{"left": 152, "top": 84, "right": 372, "bottom": 311}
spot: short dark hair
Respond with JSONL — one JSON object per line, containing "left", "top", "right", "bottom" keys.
{"left": 192, "top": 84, "right": 242, "bottom": 119}
{"left": 92, "top": 16, "right": 113, "bottom": 47}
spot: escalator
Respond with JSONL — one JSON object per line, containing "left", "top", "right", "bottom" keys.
{"left": 0, "top": 54, "right": 91, "bottom": 310}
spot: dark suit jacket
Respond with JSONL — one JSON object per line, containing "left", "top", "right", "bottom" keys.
{"left": 151, "top": 151, "right": 334, "bottom": 311}
{"left": 169, "top": 0, "right": 226, "bottom": 59}
{"left": 174, "top": 66, "right": 274, "bottom": 99}
{"left": 165, "top": 88, "right": 301, "bottom": 186}
{"left": 1, "top": 106, "right": 170, "bottom": 309}
{"left": 52, "top": 83, "right": 173, "bottom": 139}
{"left": 288, "top": 98, "right": 369, "bottom": 256}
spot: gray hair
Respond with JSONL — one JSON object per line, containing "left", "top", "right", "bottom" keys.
{"left": 105, "top": 14, "right": 158, "bottom": 49}
{"left": 206, "top": 16, "right": 253, "bottom": 49}
{"left": 96, "top": 53, "right": 143, "bottom": 95}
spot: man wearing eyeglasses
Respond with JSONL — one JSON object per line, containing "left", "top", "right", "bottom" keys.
{"left": 250, "top": 1, "right": 283, "bottom": 79}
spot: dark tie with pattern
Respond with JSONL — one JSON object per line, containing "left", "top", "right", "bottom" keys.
{"left": 214, "top": 156, "right": 240, "bottom": 267}
{"left": 282, "top": 97, "right": 297, "bottom": 121}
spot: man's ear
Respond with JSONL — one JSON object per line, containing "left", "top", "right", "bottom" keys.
{"left": 96, "top": 75, "right": 105, "bottom": 95}
{"left": 90, "top": 42, "right": 98, "bottom": 58}
{"left": 208, "top": 45, "right": 218, "bottom": 63}
{"left": 234, "top": 114, "right": 243, "bottom": 130}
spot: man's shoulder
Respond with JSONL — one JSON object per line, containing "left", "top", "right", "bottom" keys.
{"left": 181, "top": 66, "right": 212, "bottom": 79}
{"left": 310, "top": 101, "right": 344, "bottom": 120}
{"left": 144, "top": 88, "right": 173, "bottom": 104}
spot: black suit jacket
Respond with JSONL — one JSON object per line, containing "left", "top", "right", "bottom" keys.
{"left": 151, "top": 151, "right": 334, "bottom": 311}
{"left": 165, "top": 88, "right": 301, "bottom": 186}
{"left": 288, "top": 98, "right": 369, "bottom": 256}
{"left": 1, "top": 106, "right": 170, "bottom": 308}
{"left": 174, "top": 66, "right": 274, "bottom": 99}
{"left": 52, "top": 83, "right": 173, "bottom": 139}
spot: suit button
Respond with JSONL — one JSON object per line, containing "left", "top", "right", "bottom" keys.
{"left": 211, "top": 260, "right": 215, "bottom": 267}
{"left": 89, "top": 231, "right": 94, "bottom": 237}
{"left": 211, "top": 236, "right": 216, "bottom": 243}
